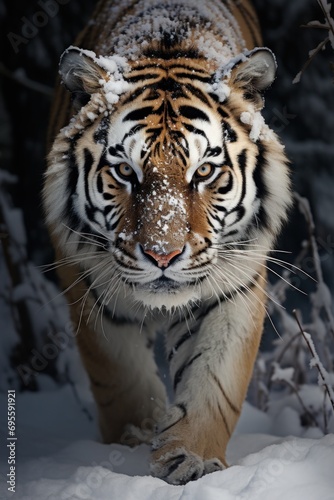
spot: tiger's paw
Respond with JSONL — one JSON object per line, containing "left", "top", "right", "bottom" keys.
{"left": 150, "top": 447, "right": 225, "bottom": 485}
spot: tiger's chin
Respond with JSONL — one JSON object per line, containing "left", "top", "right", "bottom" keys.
{"left": 133, "top": 279, "right": 201, "bottom": 311}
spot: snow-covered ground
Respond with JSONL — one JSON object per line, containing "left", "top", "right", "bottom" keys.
{"left": 1, "top": 380, "right": 333, "bottom": 500}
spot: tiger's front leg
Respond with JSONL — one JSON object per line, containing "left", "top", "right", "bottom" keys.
{"left": 150, "top": 271, "right": 267, "bottom": 485}
{"left": 57, "top": 261, "right": 167, "bottom": 445}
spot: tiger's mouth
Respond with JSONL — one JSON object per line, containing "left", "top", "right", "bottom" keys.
{"left": 133, "top": 274, "right": 202, "bottom": 310}
{"left": 139, "top": 276, "right": 184, "bottom": 293}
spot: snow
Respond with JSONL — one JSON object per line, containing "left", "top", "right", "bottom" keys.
{"left": 1, "top": 383, "right": 333, "bottom": 499}
{"left": 271, "top": 363, "right": 295, "bottom": 384}
{"left": 240, "top": 110, "right": 271, "bottom": 143}
{"left": 95, "top": 0, "right": 245, "bottom": 65}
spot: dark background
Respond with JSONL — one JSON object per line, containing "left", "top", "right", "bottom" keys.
{"left": 1, "top": 0, "right": 333, "bottom": 366}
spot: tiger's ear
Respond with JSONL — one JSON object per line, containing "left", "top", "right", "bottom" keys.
{"left": 59, "top": 46, "right": 107, "bottom": 109}
{"left": 230, "top": 48, "right": 277, "bottom": 92}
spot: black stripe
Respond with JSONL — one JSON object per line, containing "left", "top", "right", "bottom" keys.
{"left": 209, "top": 369, "right": 240, "bottom": 414}
{"left": 183, "top": 123, "right": 207, "bottom": 138}
{"left": 108, "top": 215, "right": 122, "bottom": 232}
{"left": 223, "top": 120, "right": 237, "bottom": 142}
{"left": 252, "top": 142, "right": 270, "bottom": 229}
{"left": 104, "top": 205, "right": 113, "bottom": 216}
{"left": 108, "top": 144, "right": 125, "bottom": 157}
{"left": 185, "top": 83, "right": 212, "bottom": 107}
{"left": 167, "top": 100, "right": 178, "bottom": 119}
{"left": 167, "top": 64, "right": 208, "bottom": 74}
{"left": 93, "top": 116, "right": 110, "bottom": 145}
{"left": 158, "top": 403, "right": 187, "bottom": 434}
{"left": 126, "top": 72, "right": 160, "bottom": 83}
{"left": 123, "top": 106, "right": 154, "bottom": 122}
{"left": 168, "top": 326, "right": 200, "bottom": 362}
{"left": 222, "top": 142, "right": 234, "bottom": 170}
{"left": 174, "top": 352, "right": 202, "bottom": 390}
{"left": 97, "top": 173, "right": 103, "bottom": 193}
{"left": 195, "top": 270, "right": 261, "bottom": 321}
{"left": 122, "top": 124, "right": 146, "bottom": 141}
{"left": 253, "top": 142, "right": 269, "bottom": 199}
{"left": 207, "top": 146, "right": 222, "bottom": 157}
{"left": 217, "top": 107, "right": 230, "bottom": 119}
{"left": 65, "top": 147, "right": 79, "bottom": 227}
{"left": 174, "top": 72, "right": 211, "bottom": 83}
{"left": 83, "top": 149, "right": 95, "bottom": 208}
{"left": 179, "top": 105, "right": 209, "bottom": 122}
{"left": 217, "top": 401, "right": 231, "bottom": 436}
{"left": 222, "top": 229, "right": 238, "bottom": 238}
{"left": 122, "top": 86, "right": 148, "bottom": 104}
{"left": 103, "top": 193, "right": 115, "bottom": 200}
{"left": 217, "top": 171, "right": 233, "bottom": 195}
{"left": 226, "top": 205, "right": 246, "bottom": 225}
{"left": 213, "top": 204, "right": 228, "bottom": 213}
{"left": 238, "top": 149, "right": 247, "bottom": 191}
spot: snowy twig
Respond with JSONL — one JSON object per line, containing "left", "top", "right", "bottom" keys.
{"left": 271, "top": 362, "right": 320, "bottom": 428}
{"left": 293, "top": 38, "right": 329, "bottom": 84}
{"left": 294, "top": 193, "right": 334, "bottom": 340}
{"left": 323, "top": 389, "right": 329, "bottom": 433}
{"left": 293, "top": 0, "right": 334, "bottom": 83}
{"left": 316, "top": 0, "right": 334, "bottom": 48}
{"left": 0, "top": 62, "right": 53, "bottom": 97}
{"left": 293, "top": 310, "right": 334, "bottom": 414}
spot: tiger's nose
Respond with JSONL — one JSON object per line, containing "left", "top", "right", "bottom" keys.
{"left": 143, "top": 247, "right": 184, "bottom": 268}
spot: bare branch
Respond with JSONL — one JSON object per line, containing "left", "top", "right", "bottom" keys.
{"left": 293, "top": 37, "right": 329, "bottom": 83}
{"left": 294, "top": 193, "right": 334, "bottom": 340}
{"left": 0, "top": 62, "right": 53, "bottom": 97}
{"left": 293, "top": 310, "right": 334, "bottom": 414}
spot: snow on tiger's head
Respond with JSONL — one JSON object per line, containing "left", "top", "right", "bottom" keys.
{"left": 44, "top": 47, "right": 291, "bottom": 309}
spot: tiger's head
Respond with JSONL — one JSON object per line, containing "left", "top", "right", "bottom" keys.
{"left": 45, "top": 47, "right": 291, "bottom": 311}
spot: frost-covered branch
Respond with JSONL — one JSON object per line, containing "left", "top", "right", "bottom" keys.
{"left": 294, "top": 193, "right": 334, "bottom": 340}
{"left": 271, "top": 362, "right": 320, "bottom": 428}
{"left": 294, "top": 310, "right": 334, "bottom": 413}
{"left": 317, "top": 0, "right": 334, "bottom": 48}
{"left": 0, "top": 62, "right": 53, "bottom": 97}
{"left": 293, "top": 0, "right": 334, "bottom": 83}
{"left": 0, "top": 171, "right": 71, "bottom": 389}
{"left": 249, "top": 191, "right": 334, "bottom": 433}
{"left": 293, "top": 38, "right": 329, "bottom": 84}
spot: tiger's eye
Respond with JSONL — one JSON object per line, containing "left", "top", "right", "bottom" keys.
{"left": 118, "top": 163, "right": 134, "bottom": 177}
{"left": 195, "top": 163, "right": 214, "bottom": 179}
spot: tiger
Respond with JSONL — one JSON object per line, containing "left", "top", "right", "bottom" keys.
{"left": 44, "top": 0, "right": 292, "bottom": 485}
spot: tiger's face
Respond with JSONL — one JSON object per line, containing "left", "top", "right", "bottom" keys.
{"left": 45, "top": 48, "right": 291, "bottom": 310}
